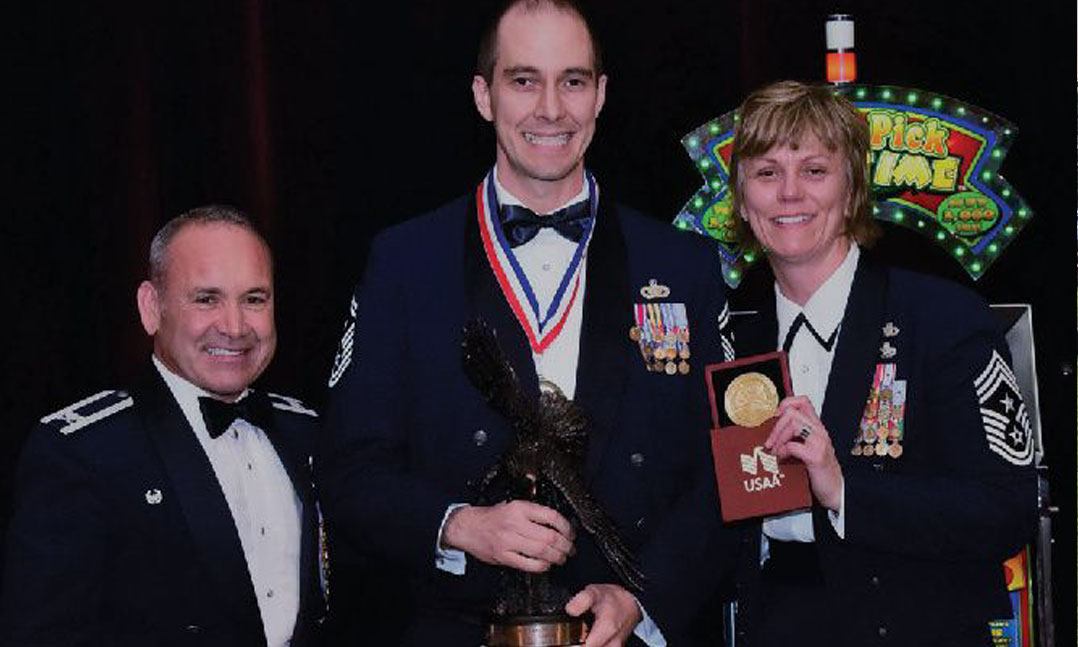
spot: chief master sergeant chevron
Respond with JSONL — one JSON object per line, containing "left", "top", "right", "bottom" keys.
{"left": 1, "top": 206, "right": 325, "bottom": 647}
{"left": 318, "top": 1, "right": 733, "bottom": 645}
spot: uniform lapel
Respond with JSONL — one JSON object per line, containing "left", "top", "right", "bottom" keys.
{"left": 464, "top": 191, "right": 541, "bottom": 401}
{"left": 133, "top": 367, "right": 266, "bottom": 645}
{"left": 820, "top": 256, "right": 889, "bottom": 463}
{"left": 574, "top": 201, "right": 630, "bottom": 480}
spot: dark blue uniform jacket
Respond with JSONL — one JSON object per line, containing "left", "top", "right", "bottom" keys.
{"left": 728, "top": 255, "right": 1038, "bottom": 647}
{"left": 1, "top": 367, "right": 325, "bottom": 647}
{"left": 318, "top": 193, "right": 734, "bottom": 645}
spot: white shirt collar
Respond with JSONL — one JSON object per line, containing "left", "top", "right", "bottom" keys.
{"left": 776, "top": 243, "right": 860, "bottom": 343}
{"left": 492, "top": 164, "right": 589, "bottom": 213}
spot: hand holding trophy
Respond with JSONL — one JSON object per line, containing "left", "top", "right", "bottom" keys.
{"left": 460, "top": 320, "right": 644, "bottom": 647}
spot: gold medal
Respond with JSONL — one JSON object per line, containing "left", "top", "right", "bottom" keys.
{"left": 652, "top": 360, "right": 665, "bottom": 373}
{"left": 888, "top": 443, "right": 903, "bottom": 458}
{"left": 678, "top": 360, "right": 690, "bottom": 375}
{"left": 629, "top": 326, "right": 641, "bottom": 341}
{"left": 851, "top": 444, "right": 863, "bottom": 456}
{"left": 875, "top": 440, "right": 888, "bottom": 456}
{"left": 664, "top": 361, "right": 677, "bottom": 376}
{"left": 679, "top": 346, "right": 691, "bottom": 360}
{"left": 862, "top": 443, "right": 875, "bottom": 457}
{"left": 723, "top": 372, "right": 780, "bottom": 427}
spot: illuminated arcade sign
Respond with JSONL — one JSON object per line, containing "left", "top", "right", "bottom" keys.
{"left": 674, "top": 85, "right": 1033, "bottom": 287}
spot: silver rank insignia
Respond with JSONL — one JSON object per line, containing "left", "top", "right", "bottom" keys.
{"left": 144, "top": 488, "right": 163, "bottom": 505}
{"left": 639, "top": 279, "right": 671, "bottom": 300}
{"left": 41, "top": 390, "right": 134, "bottom": 436}
{"left": 269, "top": 393, "right": 319, "bottom": 417}
{"left": 974, "top": 350, "right": 1034, "bottom": 466}
{"left": 882, "top": 322, "right": 900, "bottom": 338}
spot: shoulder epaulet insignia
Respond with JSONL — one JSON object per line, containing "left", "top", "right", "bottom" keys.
{"left": 268, "top": 393, "right": 319, "bottom": 417}
{"left": 41, "top": 390, "right": 134, "bottom": 435}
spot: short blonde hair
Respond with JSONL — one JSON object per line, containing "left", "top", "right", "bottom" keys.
{"left": 729, "top": 80, "right": 879, "bottom": 250}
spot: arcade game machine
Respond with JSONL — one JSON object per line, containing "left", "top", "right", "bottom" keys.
{"left": 673, "top": 15, "right": 1055, "bottom": 647}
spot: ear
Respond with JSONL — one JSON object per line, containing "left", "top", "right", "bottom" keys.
{"left": 594, "top": 74, "right": 608, "bottom": 118}
{"left": 472, "top": 75, "right": 493, "bottom": 122}
{"left": 136, "top": 280, "right": 162, "bottom": 336}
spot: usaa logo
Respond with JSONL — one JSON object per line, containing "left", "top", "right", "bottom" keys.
{"left": 740, "top": 446, "right": 785, "bottom": 492}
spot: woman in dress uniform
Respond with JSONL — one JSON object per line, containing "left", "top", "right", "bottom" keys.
{"left": 725, "top": 80, "right": 1037, "bottom": 647}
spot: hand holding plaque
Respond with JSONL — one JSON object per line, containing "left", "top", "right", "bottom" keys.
{"left": 705, "top": 352, "right": 812, "bottom": 521}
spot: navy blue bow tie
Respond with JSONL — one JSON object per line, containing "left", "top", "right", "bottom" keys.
{"left": 198, "top": 392, "right": 273, "bottom": 439}
{"left": 499, "top": 200, "right": 592, "bottom": 248}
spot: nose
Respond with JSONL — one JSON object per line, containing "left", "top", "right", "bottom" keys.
{"left": 778, "top": 173, "right": 804, "bottom": 201}
{"left": 219, "top": 302, "right": 246, "bottom": 338}
{"left": 534, "top": 83, "right": 564, "bottom": 121}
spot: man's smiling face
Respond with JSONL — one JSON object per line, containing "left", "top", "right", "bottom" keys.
{"left": 138, "top": 222, "right": 276, "bottom": 401}
{"left": 472, "top": 3, "right": 606, "bottom": 205}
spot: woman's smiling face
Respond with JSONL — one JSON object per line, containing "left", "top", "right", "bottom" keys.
{"left": 739, "top": 133, "right": 851, "bottom": 274}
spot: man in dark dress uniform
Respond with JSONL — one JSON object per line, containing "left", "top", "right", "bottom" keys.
{"left": 318, "top": 1, "right": 732, "bottom": 646}
{"left": 1, "top": 206, "right": 325, "bottom": 647}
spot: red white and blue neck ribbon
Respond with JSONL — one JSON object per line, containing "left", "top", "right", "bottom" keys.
{"left": 475, "top": 168, "right": 597, "bottom": 354}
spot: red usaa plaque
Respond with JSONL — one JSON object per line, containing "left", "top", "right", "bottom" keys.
{"left": 705, "top": 351, "right": 812, "bottom": 522}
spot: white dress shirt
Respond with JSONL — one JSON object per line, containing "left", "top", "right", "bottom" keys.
{"left": 153, "top": 357, "right": 301, "bottom": 647}
{"left": 762, "top": 243, "right": 859, "bottom": 549}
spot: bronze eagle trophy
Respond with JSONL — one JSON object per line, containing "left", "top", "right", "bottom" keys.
{"left": 460, "top": 319, "right": 644, "bottom": 647}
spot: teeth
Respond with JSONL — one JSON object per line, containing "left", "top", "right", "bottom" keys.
{"left": 207, "top": 348, "right": 242, "bottom": 357}
{"left": 524, "top": 133, "right": 570, "bottom": 146}
{"left": 775, "top": 214, "right": 811, "bottom": 225}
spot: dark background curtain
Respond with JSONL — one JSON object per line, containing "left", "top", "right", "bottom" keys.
{"left": 2, "top": 0, "right": 1074, "bottom": 642}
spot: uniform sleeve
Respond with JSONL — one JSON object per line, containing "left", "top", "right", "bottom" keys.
{"left": 1, "top": 427, "right": 106, "bottom": 647}
{"left": 316, "top": 232, "right": 458, "bottom": 574}
{"left": 841, "top": 297, "right": 1038, "bottom": 562}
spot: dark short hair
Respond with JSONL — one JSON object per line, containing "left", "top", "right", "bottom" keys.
{"left": 476, "top": 0, "right": 603, "bottom": 84}
{"left": 148, "top": 205, "right": 271, "bottom": 286}
{"left": 730, "top": 80, "right": 880, "bottom": 250}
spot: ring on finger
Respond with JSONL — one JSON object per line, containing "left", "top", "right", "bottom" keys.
{"left": 797, "top": 425, "right": 812, "bottom": 440}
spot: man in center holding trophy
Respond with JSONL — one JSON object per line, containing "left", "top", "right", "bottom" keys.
{"left": 318, "top": 1, "right": 732, "bottom": 645}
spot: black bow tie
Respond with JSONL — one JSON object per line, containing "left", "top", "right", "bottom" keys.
{"left": 498, "top": 200, "right": 592, "bottom": 248}
{"left": 782, "top": 312, "right": 841, "bottom": 354}
{"left": 198, "top": 392, "right": 273, "bottom": 439}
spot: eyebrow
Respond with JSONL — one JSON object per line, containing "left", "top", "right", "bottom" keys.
{"left": 188, "top": 286, "right": 272, "bottom": 297}
{"left": 753, "top": 153, "right": 833, "bottom": 164}
{"left": 501, "top": 65, "right": 595, "bottom": 79}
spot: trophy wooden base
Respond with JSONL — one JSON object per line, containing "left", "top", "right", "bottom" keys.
{"left": 487, "top": 614, "right": 588, "bottom": 647}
